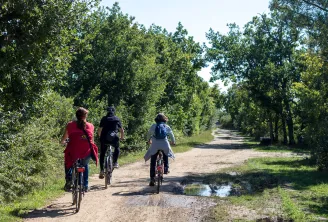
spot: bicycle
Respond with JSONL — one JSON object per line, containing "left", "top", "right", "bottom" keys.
{"left": 71, "top": 158, "right": 85, "bottom": 213}
{"left": 104, "top": 144, "right": 114, "bottom": 189}
{"left": 155, "top": 150, "right": 165, "bottom": 194}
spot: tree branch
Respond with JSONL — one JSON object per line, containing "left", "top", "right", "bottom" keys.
{"left": 260, "top": 14, "right": 280, "bottom": 43}
{"left": 301, "top": 0, "right": 328, "bottom": 13}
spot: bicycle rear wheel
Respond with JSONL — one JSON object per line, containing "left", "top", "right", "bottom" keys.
{"left": 156, "top": 151, "right": 164, "bottom": 194}
{"left": 108, "top": 154, "right": 113, "bottom": 184}
{"left": 157, "top": 174, "right": 160, "bottom": 194}
{"left": 76, "top": 172, "right": 83, "bottom": 212}
{"left": 105, "top": 155, "right": 113, "bottom": 188}
{"left": 72, "top": 168, "right": 78, "bottom": 205}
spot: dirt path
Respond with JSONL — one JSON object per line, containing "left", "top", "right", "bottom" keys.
{"left": 25, "top": 129, "right": 291, "bottom": 222}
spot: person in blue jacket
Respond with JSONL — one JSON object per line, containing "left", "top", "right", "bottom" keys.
{"left": 144, "top": 113, "right": 175, "bottom": 186}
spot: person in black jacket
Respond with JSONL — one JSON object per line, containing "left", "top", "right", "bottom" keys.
{"left": 97, "top": 106, "right": 124, "bottom": 179}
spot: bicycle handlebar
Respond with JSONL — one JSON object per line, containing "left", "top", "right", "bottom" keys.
{"left": 61, "top": 138, "right": 69, "bottom": 147}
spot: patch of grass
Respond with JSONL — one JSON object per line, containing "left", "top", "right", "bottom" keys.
{"left": 0, "top": 130, "right": 214, "bottom": 221}
{"left": 212, "top": 200, "right": 230, "bottom": 220}
{"left": 278, "top": 187, "right": 309, "bottom": 221}
{"left": 204, "top": 156, "right": 328, "bottom": 221}
{"left": 175, "top": 130, "right": 214, "bottom": 152}
{"left": 241, "top": 133, "right": 310, "bottom": 154}
{"left": 253, "top": 145, "right": 310, "bottom": 154}
{"left": 243, "top": 138, "right": 310, "bottom": 154}
{"left": 0, "top": 177, "right": 65, "bottom": 222}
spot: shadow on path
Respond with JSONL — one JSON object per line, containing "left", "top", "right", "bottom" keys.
{"left": 23, "top": 202, "right": 76, "bottom": 219}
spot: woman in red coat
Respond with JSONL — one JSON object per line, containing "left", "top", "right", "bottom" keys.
{"left": 60, "top": 107, "right": 98, "bottom": 192}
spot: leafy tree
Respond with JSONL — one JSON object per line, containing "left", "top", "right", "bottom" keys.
{"left": 270, "top": 0, "right": 328, "bottom": 59}
{"left": 223, "top": 83, "right": 269, "bottom": 138}
{"left": 0, "top": 0, "right": 98, "bottom": 111}
{"left": 292, "top": 53, "right": 328, "bottom": 168}
{"left": 270, "top": 0, "right": 328, "bottom": 168}
{"left": 206, "top": 13, "right": 301, "bottom": 144}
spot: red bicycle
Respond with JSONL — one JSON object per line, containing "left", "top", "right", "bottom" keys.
{"left": 155, "top": 150, "right": 164, "bottom": 194}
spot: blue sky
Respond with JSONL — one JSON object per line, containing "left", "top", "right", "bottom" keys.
{"left": 100, "top": 0, "right": 271, "bottom": 89}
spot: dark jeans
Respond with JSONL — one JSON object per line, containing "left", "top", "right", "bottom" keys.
{"left": 65, "top": 155, "right": 91, "bottom": 187}
{"left": 100, "top": 137, "right": 120, "bottom": 171}
{"left": 150, "top": 151, "right": 169, "bottom": 178}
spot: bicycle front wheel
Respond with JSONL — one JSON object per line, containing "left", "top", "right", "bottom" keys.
{"left": 105, "top": 156, "right": 109, "bottom": 189}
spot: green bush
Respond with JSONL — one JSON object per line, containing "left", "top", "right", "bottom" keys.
{"left": 0, "top": 92, "right": 74, "bottom": 203}
{"left": 219, "top": 113, "right": 233, "bottom": 129}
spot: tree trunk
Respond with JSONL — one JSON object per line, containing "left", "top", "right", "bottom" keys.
{"left": 281, "top": 113, "right": 288, "bottom": 145}
{"left": 269, "top": 116, "right": 274, "bottom": 143}
{"left": 274, "top": 113, "right": 279, "bottom": 142}
{"left": 284, "top": 99, "right": 295, "bottom": 145}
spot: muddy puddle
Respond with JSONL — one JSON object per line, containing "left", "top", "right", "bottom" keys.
{"left": 125, "top": 194, "right": 216, "bottom": 209}
{"left": 181, "top": 172, "right": 254, "bottom": 197}
{"left": 183, "top": 182, "right": 232, "bottom": 197}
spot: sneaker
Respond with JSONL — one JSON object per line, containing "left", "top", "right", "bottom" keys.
{"left": 149, "top": 178, "right": 155, "bottom": 186}
{"left": 83, "top": 186, "right": 89, "bottom": 192}
{"left": 99, "top": 170, "right": 104, "bottom": 179}
{"left": 113, "top": 162, "right": 119, "bottom": 168}
{"left": 64, "top": 181, "right": 72, "bottom": 192}
{"left": 164, "top": 168, "right": 170, "bottom": 174}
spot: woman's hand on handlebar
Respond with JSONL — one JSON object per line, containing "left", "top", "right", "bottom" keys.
{"left": 170, "top": 141, "right": 176, "bottom": 146}
{"left": 60, "top": 138, "right": 69, "bottom": 146}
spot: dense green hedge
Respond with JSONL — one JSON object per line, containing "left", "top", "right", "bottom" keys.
{"left": 0, "top": 92, "right": 74, "bottom": 202}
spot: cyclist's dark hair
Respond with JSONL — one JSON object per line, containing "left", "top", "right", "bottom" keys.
{"left": 76, "top": 107, "right": 89, "bottom": 130}
{"left": 155, "top": 113, "right": 168, "bottom": 123}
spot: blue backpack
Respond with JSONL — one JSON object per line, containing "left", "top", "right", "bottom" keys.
{"left": 154, "top": 123, "right": 167, "bottom": 139}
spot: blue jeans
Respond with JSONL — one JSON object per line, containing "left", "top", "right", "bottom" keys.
{"left": 65, "top": 155, "right": 91, "bottom": 187}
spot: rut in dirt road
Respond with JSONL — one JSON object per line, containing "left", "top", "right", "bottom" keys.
{"left": 24, "top": 129, "right": 289, "bottom": 222}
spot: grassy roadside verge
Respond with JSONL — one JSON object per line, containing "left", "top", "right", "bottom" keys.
{"left": 0, "top": 178, "right": 65, "bottom": 222}
{"left": 205, "top": 155, "right": 328, "bottom": 221}
{"left": 243, "top": 137, "right": 310, "bottom": 154}
{"left": 0, "top": 130, "right": 214, "bottom": 221}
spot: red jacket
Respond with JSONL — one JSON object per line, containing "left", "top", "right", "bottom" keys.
{"left": 64, "top": 121, "right": 98, "bottom": 168}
